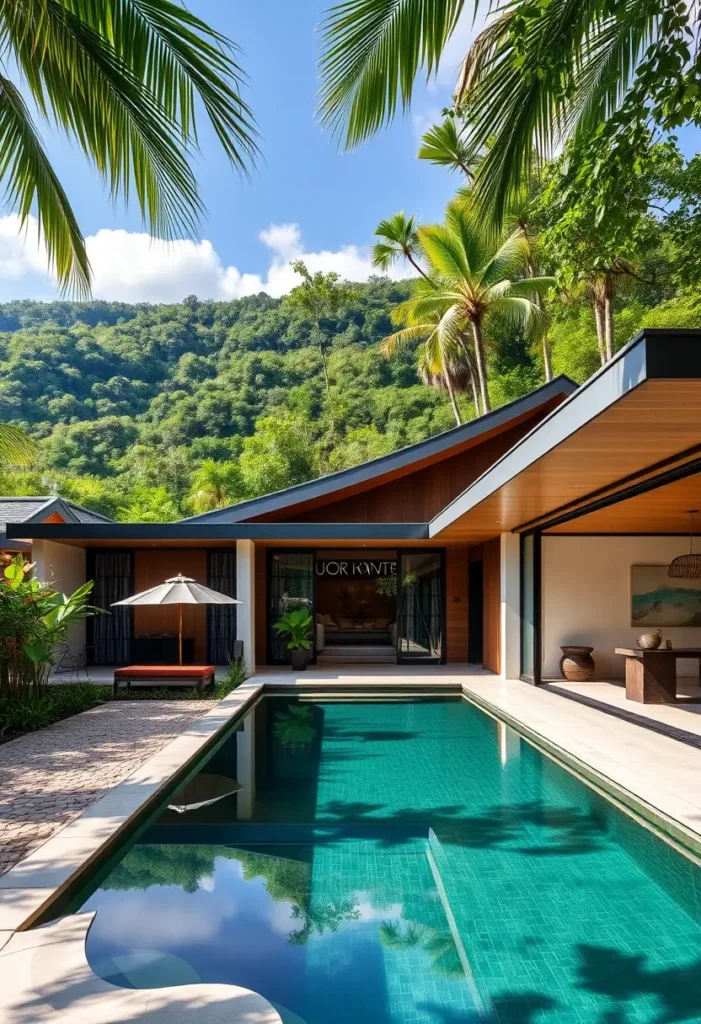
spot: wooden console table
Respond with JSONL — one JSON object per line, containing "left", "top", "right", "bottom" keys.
{"left": 615, "top": 648, "right": 701, "bottom": 704}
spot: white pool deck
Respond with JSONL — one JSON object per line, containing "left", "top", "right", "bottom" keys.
{"left": 4, "top": 665, "right": 701, "bottom": 1022}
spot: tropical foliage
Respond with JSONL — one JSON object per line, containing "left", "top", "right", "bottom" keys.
{"left": 0, "top": 0, "right": 257, "bottom": 296}
{"left": 0, "top": 554, "right": 98, "bottom": 695}
{"left": 318, "top": 0, "right": 701, "bottom": 221}
{"left": 272, "top": 610, "right": 314, "bottom": 652}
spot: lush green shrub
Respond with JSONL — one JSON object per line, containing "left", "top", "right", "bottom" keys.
{"left": 0, "top": 684, "right": 106, "bottom": 740}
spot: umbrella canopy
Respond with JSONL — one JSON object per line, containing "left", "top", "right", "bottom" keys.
{"left": 113, "top": 574, "right": 241, "bottom": 607}
{"left": 112, "top": 574, "right": 241, "bottom": 665}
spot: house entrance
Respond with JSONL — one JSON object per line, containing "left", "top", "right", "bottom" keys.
{"left": 267, "top": 549, "right": 446, "bottom": 666}
{"left": 315, "top": 554, "right": 398, "bottom": 664}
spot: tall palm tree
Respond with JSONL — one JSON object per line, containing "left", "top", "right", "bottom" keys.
{"left": 418, "top": 119, "right": 474, "bottom": 178}
{"left": 318, "top": 0, "right": 678, "bottom": 217}
{"left": 372, "top": 212, "right": 429, "bottom": 280}
{"left": 0, "top": 1, "right": 257, "bottom": 296}
{"left": 401, "top": 204, "right": 553, "bottom": 413}
{"left": 381, "top": 290, "right": 470, "bottom": 424}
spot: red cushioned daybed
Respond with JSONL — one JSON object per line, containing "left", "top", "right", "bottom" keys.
{"left": 113, "top": 665, "right": 215, "bottom": 695}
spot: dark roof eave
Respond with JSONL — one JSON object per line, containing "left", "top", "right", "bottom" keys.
{"left": 7, "top": 522, "right": 431, "bottom": 542}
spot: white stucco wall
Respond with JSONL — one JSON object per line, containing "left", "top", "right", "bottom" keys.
{"left": 542, "top": 536, "right": 701, "bottom": 680}
{"left": 32, "top": 540, "right": 87, "bottom": 657}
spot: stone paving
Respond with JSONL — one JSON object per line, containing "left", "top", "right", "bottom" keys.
{"left": 0, "top": 700, "right": 212, "bottom": 876}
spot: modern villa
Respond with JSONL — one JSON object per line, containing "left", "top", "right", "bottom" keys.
{"left": 5, "top": 327, "right": 701, "bottom": 1024}
{"left": 5, "top": 327, "right": 701, "bottom": 698}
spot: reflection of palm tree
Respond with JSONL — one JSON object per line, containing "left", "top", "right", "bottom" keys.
{"left": 380, "top": 921, "right": 464, "bottom": 978}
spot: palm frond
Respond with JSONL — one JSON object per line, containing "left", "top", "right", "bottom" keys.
{"left": 78, "top": 0, "right": 259, "bottom": 173}
{"left": 0, "top": 423, "right": 36, "bottom": 467}
{"left": 318, "top": 0, "right": 464, "bottom": 147}
{"left": 478, "top": 229, "right": 531, "bottom": 288}
{"left": 489, "top": 294, "right": 549, "bottom": 338}
{"left": 380, "top": 322, "right": 433, "bottom": 355}
{"left": 0, "top": 0, "right": 258, "bottom": 293}
{"left": 418, "top": 118, "right": 474, "bottom": 176}
{"left": 0, "top": 77, "right": 90, "bottom": 296}
{"left": 419, "top": 222, "right": 471, "bottom": 281}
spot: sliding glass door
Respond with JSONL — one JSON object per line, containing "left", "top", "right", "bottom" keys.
{"left": 268, "top": 551, "right": 315, "bottom": 664}
{"left": 520, "top": 532, "right": 541, "bottom": 684}
{"left": 396, "top": 550, "right": 445, "bottom": 663}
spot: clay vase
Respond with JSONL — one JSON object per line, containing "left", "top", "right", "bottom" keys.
{"left": 559, "top": 645, "right": 595, "bottom": 683}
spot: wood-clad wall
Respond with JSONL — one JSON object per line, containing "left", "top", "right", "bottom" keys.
{"left": 133, "top": 549, "right": 207, "bottom": 662}
{"left": 445, "top": 547, "right": 469, "bottom": 663}
{"left": 255, "top": 545, "right": 267, "bottom": 666}
{"left": 264, "top": 417, "right": 544, "bottom": 524}
{"left": 482, "top": 538, "right": 501, "bottom": 674}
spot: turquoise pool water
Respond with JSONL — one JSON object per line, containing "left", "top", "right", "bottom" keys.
{"left": 78, "top": 698, "right": 701, "bottom": 1023}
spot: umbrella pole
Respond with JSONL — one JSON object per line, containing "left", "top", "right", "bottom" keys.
{"left": 179, "top": 605, "right": 183, "bottom": 666}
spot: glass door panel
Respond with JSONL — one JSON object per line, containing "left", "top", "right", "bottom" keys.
{"left": 397, "top": 551, "right": 444, "bottom": 663}
{"left": 268, "top": 552, "right": 315, "bottom": 664}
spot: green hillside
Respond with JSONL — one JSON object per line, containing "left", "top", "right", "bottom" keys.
{"left": 0, "top": 278, "right": 699, "bottom": 522}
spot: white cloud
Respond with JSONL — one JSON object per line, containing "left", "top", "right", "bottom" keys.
{"left": 0, "top": 214, "right": 415, "bottom": 304}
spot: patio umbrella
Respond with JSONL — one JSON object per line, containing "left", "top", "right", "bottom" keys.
{"left": 112, "top": 574, "right": 241, "bottom": 665}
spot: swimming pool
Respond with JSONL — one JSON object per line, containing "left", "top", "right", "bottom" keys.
{"left": 74, "top": 696, "right": 701, "bottom": 1023}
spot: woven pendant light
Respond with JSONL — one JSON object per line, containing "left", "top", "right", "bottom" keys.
{"left": 669, "top": 510, "right": 701, "bottom": 579}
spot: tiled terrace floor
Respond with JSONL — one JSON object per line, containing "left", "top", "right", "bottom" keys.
{"left": 0, "top": 699, "right": 211, "bottom": 876}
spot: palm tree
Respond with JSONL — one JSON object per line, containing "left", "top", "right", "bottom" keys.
{"left": 190, "top": 459, "right": 238, "bottom": 513}
{"left": 381, "top": 290, "right": 470, "bottom": 424}
{"left": 401, "top": 204, "right": 553, "bottom": 414}
{"left": 372, "top": 212, "right": 429, "bottom": 280}
{"left": 418, "top": 119, "right": 474, "bottom": 178}
{"left": 0, "top": 1, "right": 257, "bottom": 296}
{"left": 318, "top": 0, "right": 676, "bottom": 217}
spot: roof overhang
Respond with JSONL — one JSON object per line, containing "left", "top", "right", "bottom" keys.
{"left": 6, "top": 522, "right": 430, "bottom": 545}
{"left": 429, "top": 329, "right": 701, "bottom": 540}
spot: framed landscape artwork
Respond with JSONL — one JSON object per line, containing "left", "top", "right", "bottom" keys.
{"left": 631, "top": 565, "right": 701, "bottom": 626}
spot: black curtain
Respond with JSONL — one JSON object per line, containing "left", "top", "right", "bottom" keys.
{"left": 268, "top": 552, "right": 314, "bottom": 664}
{"left": 90, "top": 551, "right": 133, "bottom": 665}
{"left": 207, "top": 550, "right": 237, "bottom": 665}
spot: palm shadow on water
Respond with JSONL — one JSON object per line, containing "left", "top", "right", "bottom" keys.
{"left": 417, "top": 992, "right": 559, "bottom": 1023}
{"left": 575, "top": 944, "right": 701, "bottom": 1023}
{"left": 317, "top": 799, "right": 607, "bottom": 854}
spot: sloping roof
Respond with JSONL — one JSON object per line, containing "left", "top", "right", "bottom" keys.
{"left": 0, "top": 496, "right": 114, "bottom": 547}
{"left": 428, "top": 328, "right": 701, "bottom": 539}
{"left": 181, "top": 375, "right": 577, "bottom": 525}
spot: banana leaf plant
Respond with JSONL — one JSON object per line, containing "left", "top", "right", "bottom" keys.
{"left": 0, "top": 555, "right": 103, "bottom": 695}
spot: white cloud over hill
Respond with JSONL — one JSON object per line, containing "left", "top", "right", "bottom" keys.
{"left": 0, "top": 215, "right": 414, "bottom": 303}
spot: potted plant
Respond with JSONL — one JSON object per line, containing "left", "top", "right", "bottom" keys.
{"left": 272, "top": 608, "right": 313, "bottom": 670}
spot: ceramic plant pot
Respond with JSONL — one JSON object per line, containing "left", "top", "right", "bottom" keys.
{"left": 559, "top": 645, "right": 595, "bottom": 683}
{"left": 290, "top": 649, "right": 310, "bottom": 671}
{"left": 636, "top": 630, "right": 662, "bottom": 650}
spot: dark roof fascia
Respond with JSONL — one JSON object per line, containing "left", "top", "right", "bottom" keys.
{"left": 0, "top": 532, "right": 31, "bottom": 551}
{"left": 7, "top": 522, "right": 430, "bottom": 542}
{"left": 429, "top": 328, "right": 701, "bottom": 537}
{"left": 179, "top": 376, "right": 577, "bottom": 526}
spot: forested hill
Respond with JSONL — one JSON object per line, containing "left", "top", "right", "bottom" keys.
{"left": 0, "top": 281, "right": 462, "bottom": 521}
{"left": 0, "top": 277, "right": 699, "bottom": 523}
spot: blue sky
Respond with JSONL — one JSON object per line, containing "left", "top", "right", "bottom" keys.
{"left": 0, "top": 0, "right": 465, "bottom": 303}
{"left": 1, "top": 2, "right": 699, "bottom": 303}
